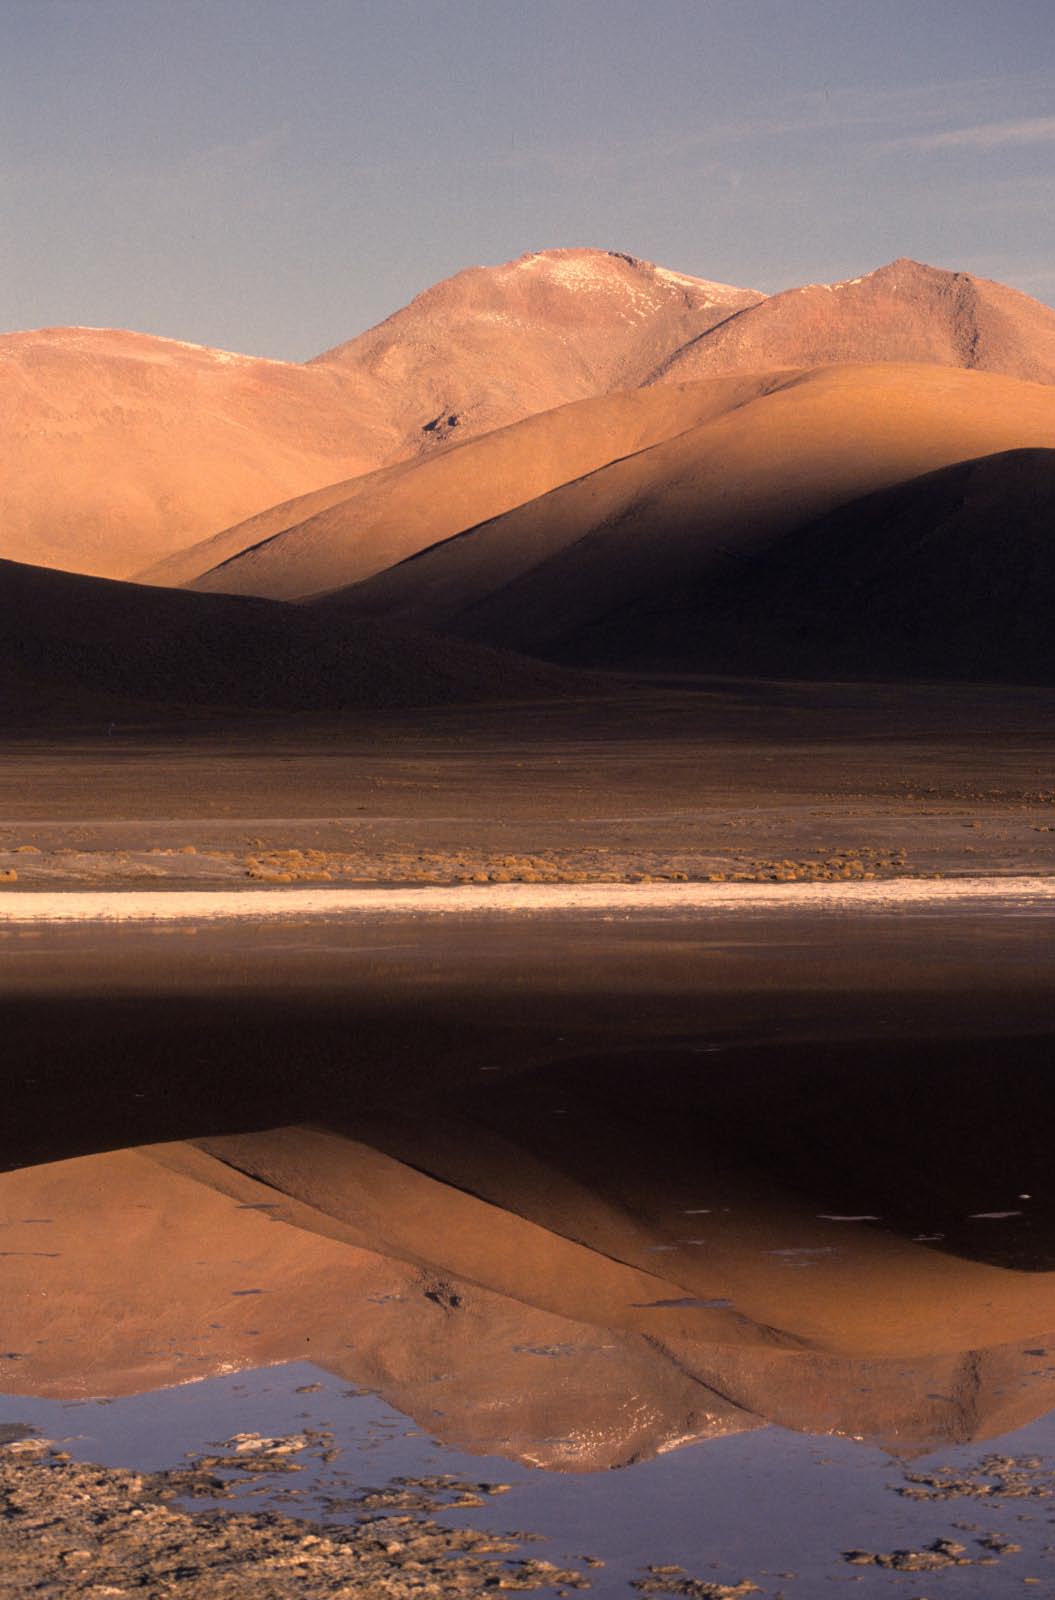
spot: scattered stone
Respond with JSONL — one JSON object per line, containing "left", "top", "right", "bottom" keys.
{"left": 0, "top": 1442, "right": 585, "bottom": 1598}
{"left": 844, "top": 1538, "right": 973, "bottom": 1572}
{"left": 978, "top": 1535, "right": 1022, "bottom": 1554}
{"left": 895, "top": 1455, "right": 1053, "bottom": 1503}
{"left": 0, "top": 1423, "right": 39, "bottom": 1445}
{"left": 632, "top": 1567, "right": 760, "bottom": 1597}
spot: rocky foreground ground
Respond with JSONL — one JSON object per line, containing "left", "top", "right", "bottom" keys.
{"left": 3, "top": 1435, "right": 1049, "bottom": 1598}
{"left": 0, "top": 1437, "right": 589, "bottom": 1600}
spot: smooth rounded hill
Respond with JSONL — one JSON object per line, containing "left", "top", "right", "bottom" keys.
{"left": 651, "top": 258, "right": 1055, "bottom": 387}
{"left": 144, "top": 374, "right": 797, "bottom": 598}
{"left": 650, "top": 448, "right": 1055, "bottom": 683}
{"left": 311, "top": 247, "right": 764, "bottom": 459}
{"left": 0, "top": 327, "right": 400, "bottom": 579}
{"left": 0, "top": 558, "right": 577, "bottom": 725}
{"left": 324, "top": 363, "right": 1055, "bottom": 680}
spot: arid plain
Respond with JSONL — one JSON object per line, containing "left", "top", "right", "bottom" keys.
{"left": 4, "top": 248, "right": 1055, "bottom": 1597}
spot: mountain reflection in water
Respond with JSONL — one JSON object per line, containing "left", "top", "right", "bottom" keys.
{"left": 5, "top": 1058, "right": 1055, "bottom": 1472}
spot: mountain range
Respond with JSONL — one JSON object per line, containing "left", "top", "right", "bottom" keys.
{"left": 3, "top": 245, "right": 1055, "bottom": 709}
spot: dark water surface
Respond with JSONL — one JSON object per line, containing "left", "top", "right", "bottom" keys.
{"left": 7, "top": 1362, "right": 1055, "bottom": 1597}
{"left": 3, "top": 900, "right": 1055, "bottom": 1594}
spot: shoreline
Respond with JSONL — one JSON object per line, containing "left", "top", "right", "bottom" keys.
{"left": 2, "top": 875, "right": 1055, "bottom": 922}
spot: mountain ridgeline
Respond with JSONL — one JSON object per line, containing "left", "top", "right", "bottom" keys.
{"left": 3, "top": 247, "right": 1055, "bottom": 703}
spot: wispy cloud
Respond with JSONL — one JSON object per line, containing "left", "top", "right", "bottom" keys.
{"left": 904, "top": 115, "right": 1055, "bottom": 151}
{"left": 520, "top": 75, "right": 1055, "bottom": 180}
{"left": 451, "top": 78, "right": 1038, "bottom": 187}
{"left": 716, "top": 73, "right": 1055, "bottom": 143}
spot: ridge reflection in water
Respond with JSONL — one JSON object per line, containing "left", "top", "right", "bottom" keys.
{"left": 5, "top": 1044, "right": 1055, "bottom": 1472}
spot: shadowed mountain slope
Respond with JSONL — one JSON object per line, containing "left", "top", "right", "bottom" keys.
{"left": 0, "top": 558, "right": 575, "bottom": 725}
{"left": 617, "top": 448, "right": 1055, "bottom": 681}
{"left": 325, "top": 364, "right": 1055, "bottom": 676}
{"left": 145, "top": 374, "right": 795, "bottom": 599}
{"left": 651, "top": 258, "right": 1055, "bottom": 388}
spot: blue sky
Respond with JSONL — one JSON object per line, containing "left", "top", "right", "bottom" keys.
{"left": 2, "top": 0, "right": 1053, "bottom": 357}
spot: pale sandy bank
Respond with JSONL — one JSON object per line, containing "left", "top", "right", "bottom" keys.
{"left": 2, "top": 875, "right": 1054, "bottom": 922}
